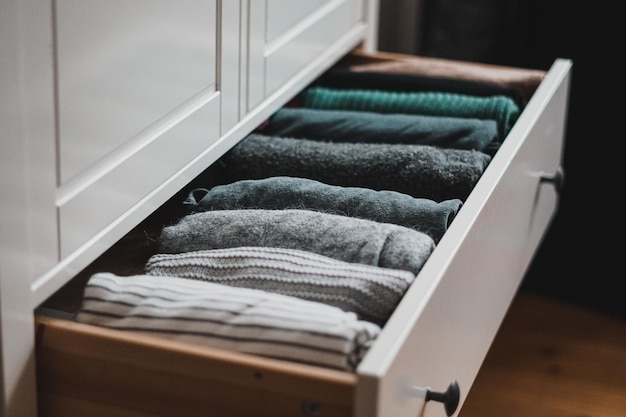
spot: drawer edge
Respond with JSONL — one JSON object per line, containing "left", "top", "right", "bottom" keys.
{"left": 354, "top": 58, "right": 573, "bottom": 417}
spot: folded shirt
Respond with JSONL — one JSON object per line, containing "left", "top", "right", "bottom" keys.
{"left": 183, "top": 176, "right": 462, "bottom": 243}
{"left": 299, "top": 86, "right": 520, "bottom": 138}
{"left": 222, "top": 134, "right": 491, "bottom": 202}
{"left": 76, "top": 272, "right": 381, "bottom": 371}
{"left": 317, "top": 67, "right": 525, "bottom": 107}
{"left": 261, "top": 107, "right": 500, "bottom": 153}
{"left": 157, "top": 209, "right": 436, "bottom": 275}
{"left": 145, "top": 246, "right": 416, "bottom": 325}
{"left": 348, "top": 55, "right": 546, "bottom": 106}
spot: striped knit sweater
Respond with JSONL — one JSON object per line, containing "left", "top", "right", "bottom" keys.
{"left": 76, "top": 272, "right": 381, "bottom": 371}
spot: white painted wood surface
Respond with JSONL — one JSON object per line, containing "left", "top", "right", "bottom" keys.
{"left": 56, "top": 0, "right": 224, "bottom": 257}
{"left": 1, "top": 2, "right": 59, "bottom": 416}
{"left": 248, "top": 0, "right": 364, "bottom": 110}
{"left": 56, "top": 0, "right": 218, "bottom": 184}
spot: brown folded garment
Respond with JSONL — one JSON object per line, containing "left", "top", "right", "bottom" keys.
{"left": 348, "top": 55, "right": 546, "bottom": 106}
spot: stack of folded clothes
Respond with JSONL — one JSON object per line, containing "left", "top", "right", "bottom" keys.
{"left": 76, "top": 64, "right": 540, "bottom": 371}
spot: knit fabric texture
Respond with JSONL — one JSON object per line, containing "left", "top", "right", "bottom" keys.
{"left": 145, "top": 246, "right": 416, "bottom": 325}
{"left": 261, "top": 107, "right": 500, "bottom": 153}
{"left": 157, "top": 209, "right": 436, "bottom": 275}
{"left": 76, "top": 272, "right": 381, "bottom": 371}
{"left": 221, "top": 134, "right": 491, "bottom": 202}
{"left": 300, "top": 86, "right": 520, "bottom": 138}
{"left": 183, "top": 176, "right": 462, "bottom": 243}
{"left": 318, "top": 68, "right": 525, "bottom": 107}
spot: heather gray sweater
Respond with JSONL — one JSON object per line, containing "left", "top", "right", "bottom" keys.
{"left": 183, "top": 176, "right": 462, "bottom": 243}
{"left": 158, "top": 209, "right": 436, "bottom": 275}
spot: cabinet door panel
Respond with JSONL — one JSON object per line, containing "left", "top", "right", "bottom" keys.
{"left": 248, "top": 0, "right": 364, "bottom": 111}
{"left": 55, "top": 0, "right": 231, "bottom": 259}
{"left": 56, "top": 0, "right": 218, "bottom": 184}
{"left": 58, "top": 97, "right": 220, "bottom": 258}
{"left": 265, "top": 0, "right": 328, "bottom": 44}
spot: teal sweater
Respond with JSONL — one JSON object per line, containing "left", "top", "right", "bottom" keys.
{"left": 300, "top": 86, "right": 520, "bottom": 138}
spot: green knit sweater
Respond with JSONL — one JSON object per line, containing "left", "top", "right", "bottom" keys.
{"left": 300, "top": 86, "right": 521, "bottom": 138}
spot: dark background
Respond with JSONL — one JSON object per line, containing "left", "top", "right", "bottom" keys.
{"left": 379, "top": 0, "right": 624, "bottom": 318}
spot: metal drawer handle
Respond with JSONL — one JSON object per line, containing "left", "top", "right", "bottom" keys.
{"left": 540, "top": 166, "right": 565, "bottom": 195}
{"left": 425, "top": 380, "right": 461, "bottom": 417}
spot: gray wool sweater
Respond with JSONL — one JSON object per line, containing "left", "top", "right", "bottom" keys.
{"left": 158, "top": 209, "right": 436, "bottom": 275}
{"left": 183, "top": 176, "right": 462, "bottom": 243}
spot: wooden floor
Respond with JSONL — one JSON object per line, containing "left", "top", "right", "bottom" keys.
{"left": 459, "top": 290, "right": 626, "bottom": 417}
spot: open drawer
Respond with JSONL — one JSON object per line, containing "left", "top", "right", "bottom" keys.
{"left": 34, "top": 51, "right": 572, "bottom": 417}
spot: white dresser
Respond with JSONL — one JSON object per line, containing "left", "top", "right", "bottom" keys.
{"left": 1, "top": 1, "right": 571, "bottom": 416}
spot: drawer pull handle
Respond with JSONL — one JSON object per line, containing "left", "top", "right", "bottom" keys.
{"left": 425, "top": 380, "right": 460, "bottom": 416}
{"left": 301, "top": 400, "right": 321, "bottom": 417}
{"left": 540, "top": 166, "right": 565, "bottom": 194}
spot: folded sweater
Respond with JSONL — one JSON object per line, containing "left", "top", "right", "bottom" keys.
{"left": 222, "top": 134, "right": 491, "bottom": 202}
{"left": 261, "top": 107, "right": 500, "bottom": 153}
{"left": 145, "top": 246, "right": 416, "bottom": 325}
{"left": 183, "top": 176, "right": 462, "bottom": 243}
{"left": 348, "top": 56, "right": 546, "bottom": 105}
{"left": 158, "top": 209, "right": 436, "bottom": 275}
{"left": 300, "top": 86, "right": 520, "bottom": 138}
{"left": 317, "top": 68, "right": 525, "bottom": 107}
{"left": 76, "top": 272, "right": 381, "bottom": 371}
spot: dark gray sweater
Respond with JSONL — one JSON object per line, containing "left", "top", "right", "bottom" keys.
{"left": 183, "top": 176, "right": 462, "bottom": 243}
{"left": 222, "top": 134, "right": 492, "bottom": 202}
{"left": 262, "top": 107, "right": 500, "bottom": 153}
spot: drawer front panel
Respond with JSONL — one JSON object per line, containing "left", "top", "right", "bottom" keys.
{"left": 354, "top": 59, "right": 572, "bottom": 417}
{"left": 35, "top": 317, "right": 357, "bottom": 417}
